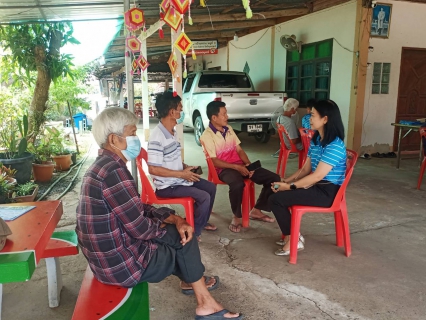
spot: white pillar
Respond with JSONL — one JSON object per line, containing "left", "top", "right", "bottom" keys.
{"left": 141, "top": 40, "right": 150, "bottom": 142}
{"left": 124, "top": 0, "right": 138, "bottom": 185}
{"left": 171, "top": 27, "right": 184, "bottom": 160}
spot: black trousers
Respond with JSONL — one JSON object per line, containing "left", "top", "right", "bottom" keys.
{"left": 139, "top": 224, "right": 205, "bottom": 284}
{"left": 219, "top": 167, "right": 280, "bottom": 218}
{"left": 268, "top": 182, "right": 340, "bottom": 235}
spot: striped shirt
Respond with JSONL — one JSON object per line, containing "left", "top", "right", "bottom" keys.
{"left": 302, "top": 114, "right": 311, "bottom": 129}
{"left": 76, "top": 149, "right": 172, "bottom": 287}
{"left": 308, "top": 136, "right": 347, "bottom": 185}
{"left": 147, "top": 122, "right": 193, "bottom": 190}
{"left": 277, "top": 115, "right": 303, "bottom": 150}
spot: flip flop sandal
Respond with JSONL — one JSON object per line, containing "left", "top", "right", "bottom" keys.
{"left": 204, "top": 223, "right": 218, "bottom": 231}
{"left": 181, "top": 276, "right": 220, "bottom": 295}
{"left": 195, "top": 309, "right": 243, "bottom": 320}
{"left": 228, "top": 223, "right": 241, "bottom": 233}
{"left": 371, "top": 152, "right": 383, "bottom": 158}
{"left": 249, "top": 215, "right": 275, "bottom": 223}
{"left": 360, "top": 153, "right": 371, "bottom": 160}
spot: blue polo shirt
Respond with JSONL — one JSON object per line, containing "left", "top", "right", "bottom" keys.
{"left": 308, "top": 136, "right": 346, "bottom": 185}
{"left": 302, "top": 114, "right": 311, "bottom": 129}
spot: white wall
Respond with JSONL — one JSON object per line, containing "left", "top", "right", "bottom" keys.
{"left": 208, "top": 1, "right": 357, "bottom": 135}
{"left": 362, "top": 0, "right": 426, "bottom": 151}
{"left": 273, "top": 1, "right": 357, "bottom": 135}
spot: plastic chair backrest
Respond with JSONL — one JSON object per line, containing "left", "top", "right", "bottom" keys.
{"left": 200, "top": 142, "right": 221, "bottom": 183}
{"left": 330, "top": 149, "right": 358, "bottom": 208}
{"left": 136, "top": 148, "right": 159, "bottom": 203}
{"left": 299, "top": 128, "right": 314, "bottom": 153}
{"left": 277, "top": 123, "right": 300, "bottom": 153}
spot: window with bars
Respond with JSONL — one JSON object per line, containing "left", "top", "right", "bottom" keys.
{"left": 372, "top": 62, "right": 391, "bottom": 94}
{"left": 285, "top": 39, "right": 333, "bottom": 105}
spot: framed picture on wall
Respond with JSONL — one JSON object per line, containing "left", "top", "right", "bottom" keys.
{"left": 371, "top": 4, "right": 392, "bottom": 38}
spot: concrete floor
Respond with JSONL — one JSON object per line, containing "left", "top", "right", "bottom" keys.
{"left": 2, "top": 121, "right": 426, "bottom": 320}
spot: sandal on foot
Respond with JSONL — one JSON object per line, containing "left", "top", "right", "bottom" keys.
{"left": 228, "top": 223, "right": 241, "bottom": 233}
{"left": 249, "top": 214, "right": 275, "bottom": 223}
{"left": 276, "top": 234, "right": 305, "bottom": 246}
{"left": 182, "top": 276, "right": 220, "bottom": 295}
{"left": 204, "top": 222, "right": 218, "bottom": 231}
{"left": 275, "top": 240, "right": 304, "bottom": 256}
{"left": 195, "top": 309, "right": 243, "bottom": 320}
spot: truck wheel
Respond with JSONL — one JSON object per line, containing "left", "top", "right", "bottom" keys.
{"left": 194, "top": 116, "right": 204, "bottom": 146}
{"left": 254, "top": 132, "right": 270, "bottom": 143}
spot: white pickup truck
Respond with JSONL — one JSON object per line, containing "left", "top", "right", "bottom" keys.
{"left": 181, "top": 71, "right": 286, "bottom": 146}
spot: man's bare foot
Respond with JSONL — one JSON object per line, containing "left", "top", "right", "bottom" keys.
{"left": 249, "top": 208, "right": 275, "bottom": 223}
{"left": 204, "top": 222, "right": 217, "bottom": 231}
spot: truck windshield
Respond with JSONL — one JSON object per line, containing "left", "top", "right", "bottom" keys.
{"left": 198, "top": 74, "right": 251, "bottom": 88}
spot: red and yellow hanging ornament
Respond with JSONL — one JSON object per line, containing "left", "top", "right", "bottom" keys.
{"left": 124, "top": 8, "right": 145, "bottom": 31}
{"left": 171, "top": 0, "right": 190, "bottom": 14}
{"left": 126, "top": 36, "right": 142, "bottom": 53}
{"left": 163, "top": 5, "right": 183, "bottom": 31}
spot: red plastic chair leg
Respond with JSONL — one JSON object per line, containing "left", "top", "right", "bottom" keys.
{"left": 417, "top": 158, "right": 426, "bottom": 189}
{"left": 340, "top": 207, "right": 352, "bottom": 257}
{"left": 298, "top": 151, "right": 304, "bottom": 169}
{"left": 249, "top": 182, "right": 255, "bottom": 210}
{"left": 289, "top": 210, "right": 302, "bottom": 264}
{"left": 334, "top": 210, "right": 344, "bottom": 247}
{"left": 276, "top": 150, "right": 282, "bottom": 175}
{"left": 241, "top": 182, "right": 251, "bottom": 228}
{"left": 184, "top": 202, "right": 195, "bottom": 228}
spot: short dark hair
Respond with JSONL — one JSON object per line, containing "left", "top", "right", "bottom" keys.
{"left": 306, "top": 98, "right": 316, "bottom": 109}
{"left": 206, "top": 101, "right": 226, "bottom": 121}
{"left": 155, "top": 91, "right": 181, "bottom": 119}
{"left": 312, "top": 99, "right": 345, "bottom": 147}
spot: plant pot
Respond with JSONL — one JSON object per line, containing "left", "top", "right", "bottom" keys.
{"left": 52, "top": 154, "right": 72, "bottom": 171}
{"left": 13, "top": 185, "right": 39, "bottom": 203}
{"left": 32, "top": 162, "right": 55, "bottom": 182}
{"left": 0, "top": 152, "right": 34, "bottom": 184}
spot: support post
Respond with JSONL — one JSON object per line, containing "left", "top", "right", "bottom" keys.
{"left": 172, "top": 27, "right": 184, "bottom": 160}
{"left": 141, "top": 40, "right": 150, "bottom": 141}
{"left": 124, "top": 0, "right": 138, "bottom": 185}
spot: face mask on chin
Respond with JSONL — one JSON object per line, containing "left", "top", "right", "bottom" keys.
{"left": 111, "top": 135, "right": 141, "bottom": 161}
{"left": 176, "top": 110, "right": 185, "bottom": 125}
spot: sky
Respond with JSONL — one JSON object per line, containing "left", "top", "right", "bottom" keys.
{"left": 62, "top": 20, "right": 121, "bottom": 66}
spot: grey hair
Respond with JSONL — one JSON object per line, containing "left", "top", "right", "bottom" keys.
{"left": 283, "top": 98, "right": 299, "bottom": 112}
{"left": 92, "top": 107, "right": 139, "bottom": 148}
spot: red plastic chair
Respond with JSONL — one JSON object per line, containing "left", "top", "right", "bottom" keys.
{"left": 201, "top": 142, "right": 255, "bottom": 228}
{"left": 136, "top": 148, "right": 195, "bottom": 228}
{"left": 299, "top": 128, "right": 315, "bottom": 166}
{"left": 276, "top": 124, "right": 304, "bottom": 178}
{"left": 287, "top": 149, "right": 358, "bottom": 264}
{"left": 417, "top": 128, "right": 426, "bottom": 190}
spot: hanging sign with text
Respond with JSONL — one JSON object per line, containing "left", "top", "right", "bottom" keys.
{"left": 187, "top": 40, "right": 218, "bottom": 55}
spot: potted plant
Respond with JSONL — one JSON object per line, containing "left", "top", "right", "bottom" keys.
{"left": 28, "top": 134, "right": 56, "bottom": 182}
{"left": 0, "top": 175, "right": 14, "bottom": 204}
{"left": 11, "top": 181, "right": 39, "bottom": 203}
{"left": 0, "top": 163, "right": 17, "bottom": 186}
{"left": 46, "top": 127, "right": 72, "bottom": 171}
{"left": 0, "top": 114, "right": 33, "bottom": 184}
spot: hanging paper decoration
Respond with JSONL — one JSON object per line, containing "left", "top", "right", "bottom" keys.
{"left": 126, "top": 36, "right": 142, "bottom": 53}
{"left": 136, "top": 55, "right": 150, "bottom": 72}
{"left": 167, "top": 53, "right": 178, "bottom": 76}
{"left": 188, "top": 0, "right": 193, "bottom": 25}
{"left": 174, "top": 32, "right": 193, "bottom": 55}
{"left": 160, "top": 0, "right": 171, "bottom": 12}
{"left": 200, "top": 0, "right": 206, "bottom": 7}
{"left": 192, "top": 47, "right": 197, "bottom": 60}
{"left": 124, "top": 8, "right": 145, "bottom": 31}
{"left": 171, "top": 0, "right": 190, "bottom": 14}
{"left": 242, "top": 0, "right": 253, "bottom": 19}
{"left": 163, "top": 6, "right": 183, "bottom": 31}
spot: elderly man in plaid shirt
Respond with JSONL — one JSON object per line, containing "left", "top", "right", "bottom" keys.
{"left": 76, "top": 107, "right": 242, "bottom": 320}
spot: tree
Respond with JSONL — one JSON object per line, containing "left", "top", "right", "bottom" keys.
{"left": 0, "top": 23, "right": 79, "bottom": 139}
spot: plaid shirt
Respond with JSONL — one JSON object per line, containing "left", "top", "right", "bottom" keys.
{"left": 76, "top": 149, "right": 173, "bottom": 287}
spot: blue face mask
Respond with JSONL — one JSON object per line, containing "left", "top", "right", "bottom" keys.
{"left": 176, "top": 111, "right": 185, "bottom": 124}
{"left": 113, "top": 135, "right": 141, "bottom": 161}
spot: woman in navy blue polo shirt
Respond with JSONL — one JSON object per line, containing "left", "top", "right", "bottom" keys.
{"left": 268, "top": 100, "right": 347, "bottom": 256}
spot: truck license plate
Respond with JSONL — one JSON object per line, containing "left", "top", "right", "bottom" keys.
{"left": 247, "top": 124, "right": 263, "bottom": 132}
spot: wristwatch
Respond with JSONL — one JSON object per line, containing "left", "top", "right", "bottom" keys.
{"left": 290, "top": 183, "right": 297, "bottom": 190}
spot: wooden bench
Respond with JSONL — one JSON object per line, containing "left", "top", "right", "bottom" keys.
{"left": 72, "top": 266, "right": 150, "bottom": 320}
{"left": 41, "top": 230, "right": 79, "bottom": 308}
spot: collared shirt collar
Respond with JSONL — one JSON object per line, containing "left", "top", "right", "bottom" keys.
{"left": 158, "top": 121, "right": 175, "bottom": 139}
{"left": 209, "top": 122, "right": 228, "bottom": 138}
{"left": 98, "top": 148, "right": 126, "bottom": 166}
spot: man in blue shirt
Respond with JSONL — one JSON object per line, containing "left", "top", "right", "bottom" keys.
{"left": 301, "top": 98, "right": 316, "bottom": 129}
